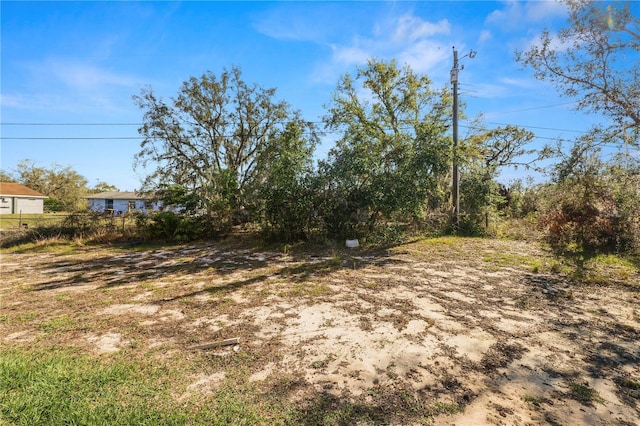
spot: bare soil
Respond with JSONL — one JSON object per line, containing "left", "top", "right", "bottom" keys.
{"left": 1, "top": 238, "right": 639, "bottom": 425}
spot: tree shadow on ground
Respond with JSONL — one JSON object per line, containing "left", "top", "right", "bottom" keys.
{"left": 506, "top": 272, "right": 640, "bottom": 421}
{"left": 27, "top": 242, "right": 409, "bottom": 293}
{"left": 270, "top": 379, "right": 466, "bottom": 426}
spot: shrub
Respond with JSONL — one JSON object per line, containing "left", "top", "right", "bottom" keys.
{"left": 139, "top": 211, "right": 203, "bottom": 242}
{"left": 538, "top": 164, "right": 640, "bottom": 254}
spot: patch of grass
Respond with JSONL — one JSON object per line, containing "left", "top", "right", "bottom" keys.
{"left": 0, "top": 347, "right": 293, "bottom": 426}
{"left": 55, "top": 293, "right": 71, "bottom": 302}
{"left": 0, "top": 213, "right": 67, "bottom": 230}
{"left": 515, "top": 296, "right": 536, "bottom": 310}
{"left": 37, "top": 316, "right": 77, "bottom": 334}
{"left": 1, "top": 238, "right": 83, "bottom": 255}
{"left": 310, "top": 359, "right": 328, "bottom": 369}
{"left": 548, "top": 249, "right": 639, "bottom": 287}
{"left": 569, "top": 381, "right": 605, "bottom": 405}
{"left": 482, "top": 252, "right": 534, "bottom": 269}
{"left": 427, "top": 401, "right": 461, "bottom": 416}
{"left": 622, "top": 379, "right": 640, "bottom": 390}
{"left": 0, "top": 348, "right": 189, "bottom": 425}
{"left": 285, "top": 282, "right": 333, "bottom": 298}
{"left": 621, "top": 379, "right": 640, "bottom": 399}
{"left": 523, "top": 394, "right": 550, "bottom": 407}
{"left": 3, "top": 311, "right": 38, "bottom": 325}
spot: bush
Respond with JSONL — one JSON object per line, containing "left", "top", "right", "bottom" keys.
{"left": 138, "top": 211, "right": 203, "bottom": 242}
{"left": 538, "top": 164, "right": 640, "bottom": 254}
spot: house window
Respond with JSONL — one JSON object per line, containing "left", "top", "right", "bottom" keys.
{"left": 128, "top": 201, "right": 136, "bottom": 211}
{"left": 105, "top": 199, "right": 114, "bottom": 210}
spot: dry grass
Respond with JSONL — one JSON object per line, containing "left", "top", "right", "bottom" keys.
{"left": 1, "top": 237, "right": 639, "bottom": 425}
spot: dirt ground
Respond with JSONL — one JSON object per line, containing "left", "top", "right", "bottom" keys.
{"left": 1, "top": 237, "right": 639, "bottom": 425}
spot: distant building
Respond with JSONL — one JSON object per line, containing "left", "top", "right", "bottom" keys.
{"left": 0, "top": 182, "right": 48, "bottom": 214}
{"left": 85, "top": 191, "right": 162, "bottom": 215}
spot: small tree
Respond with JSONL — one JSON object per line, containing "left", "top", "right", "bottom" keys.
{"left": 321, "top": 58, "right": 453, "bottom": 238}
{"left": 459, "top": 125, "right": 535, "bottom": 234}
{"left": 258, "top": 121, "right": 318, "bottom": 241}
{"left": 0, "top": 170, "right": 16, "bottom": 182}
{"left": 517, "top": 0, "right": 640, "bottom": 253}
{"left": 517, "top": 0, "right": 640, "bottom": 138}
{"left": 15, "top": 160, "right": 89, "bottom": 212}
{"left": 90, "top": 181, "right": 119, "bottom": 194}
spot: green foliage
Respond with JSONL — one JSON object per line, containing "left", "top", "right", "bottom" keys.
{"left": 457, "top": 125, "right": 535, "bottom": 235}
{"left": 134, "top": 66, "right": 318, "bottom": 231}
{"left": 138, "top": 211, "right": 203, "bottom": 242}
{"left": 14, "top": 159, "right": 90, "bottom": 212}
{"left": 320, "top": 59, "right": 452, "bottom": 239}
{"left": 517, "top": 0, "right": 640, "bottom": 135}
{"left": 538, "top": 148, "right": 640, "bottom": 254}
{"left": 516, "top": 1, "right": 640, "bottom": 254}
{"left": 257, "top": 121, "right": 318, "bottom": 241}
{"left": 90, "top": 181, "right": 119, "bottom": 194}
{"left": 0, "top": 169, "right": 16, "bottom": 182}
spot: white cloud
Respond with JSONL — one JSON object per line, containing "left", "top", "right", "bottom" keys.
{"left": 397, "top": 40, "right": 449, "bottom": 74}
{"left": 330, "top": 44, "right": 371, "bottom": 66}
{"left": 253, "top": 13, "right": 324, "bottom": 42}
{"left": 48, "top": 60, "right": 141, "bottom": 92}
{"left": 486, "top": 0, "right": 568, "bottom": 30}
{"left": 391, "top": 14, "right": 451, "bottom": 43}
{"left": 525, "top": 0, "right": 568, "bottom": 22}
{"left": 3, "top": 59, "right": 142, "bottom": 114}
{"left": 479, "top": 30, "right": 492, "bottom": 44}
{"left": 308, "top": 12, "right": 453, "bottom": 85}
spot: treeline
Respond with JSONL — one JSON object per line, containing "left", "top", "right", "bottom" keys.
{"left": 130, "top": 60, "right": 537, "bottom": 243}
{"left": 0, "top": 160, "right": 119, "bottom": 212}
{"left": 3, "top": 1, "right": 639, "bottom": 255}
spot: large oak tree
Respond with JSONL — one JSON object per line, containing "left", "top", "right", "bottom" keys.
{"left": 134, "top": 67, "right": 317, "bottom": 225}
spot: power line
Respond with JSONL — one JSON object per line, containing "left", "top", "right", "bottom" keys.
{"left": 2, "top": 121, "right": 591, "bottom": 135}
{"left": 488, "top": 101, "right": 579, "bottom": 114}
{"left": 1, "top": 137, "right": 143, "bottom": 140}
{"left": 477, "top": 121, "right": 589, "bottom": 134}
{"left": 1, "top": 122, "right": 140, "bottom": 126}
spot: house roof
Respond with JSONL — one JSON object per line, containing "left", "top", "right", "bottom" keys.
{"left": 85, "top": 191, "right": 150, "bottom": 200}
{"left": 0, "top": 182, "right": 47, "bottom": 198}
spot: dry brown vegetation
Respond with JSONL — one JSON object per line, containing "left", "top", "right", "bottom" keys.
{"left": 1, "top": 237, "right": 639, "bottom": 425}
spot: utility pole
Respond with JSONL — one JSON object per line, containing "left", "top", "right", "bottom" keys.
{"left": 450, "top": 46, "right": 475, "bottom": 227}
{"left": 451, "top": 48, "right": 460, "bottom": 227}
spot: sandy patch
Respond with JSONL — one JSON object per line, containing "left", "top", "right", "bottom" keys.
{"left": 86, "top": 332, "right": 126, "bottom": 353}
{"left": 99, "top": 304, "right": 159, "bottom": 315}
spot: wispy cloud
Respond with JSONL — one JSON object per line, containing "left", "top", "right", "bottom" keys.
{"left": 478, "top": 30, "right": 492, "bottom": 45}
{"left": 299, "top": 11, "right": 452, "bottom": 84}
{"left": 486, "top": 0, "right": 568, "bottom": 30}
{"left": 47, "top": 60, "right": 141, "bottom": 92}
{"left": 3, "top": 59, "right": 142, "bottom": 114}
{"left": 397, "top": 40, "right": 449, "bottom": 75}
{"left": 390, "top": 14, "right": 450, "bottom": 43}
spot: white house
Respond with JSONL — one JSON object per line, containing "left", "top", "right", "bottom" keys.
{"left": 85, "top": 191, "right": 162, "bottom": 215}
{"left": 0, "top": 182, "right": 48, "bottom": 214}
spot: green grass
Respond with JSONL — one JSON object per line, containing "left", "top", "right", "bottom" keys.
{"left": 0, "top": 213, "right": 67, "bottom": 230}
{"left": 0, "top": 238, "right": 83, "bottom": 255}
{"left": 284, "top": 282, "right": 334, "bottom": 298}
{"left": 0, "top": 348, "right": 190, "bottom": 425}
{"left": 0, "top": 348, "right": 291, "bottom": 426}
{"left": 37, "top": 316, "right": 77, "bottom": 334}
{"left": 569, "top": 382, "right": 605, "bottom": 405}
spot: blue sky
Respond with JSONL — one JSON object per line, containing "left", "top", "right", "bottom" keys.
{"left": 0, "top": 1, "right": 619, "bottom": 191}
